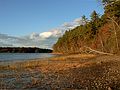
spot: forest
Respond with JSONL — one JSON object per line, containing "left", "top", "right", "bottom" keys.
{"left": 53, "top": 0, "right": 120, "bottom": 54}
{"left": 0, "top": 47, "right": 52, "bottom": 53}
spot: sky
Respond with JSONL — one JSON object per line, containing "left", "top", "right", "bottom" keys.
{"left": 0, "top": 0, "right": 104, "bottom": 48}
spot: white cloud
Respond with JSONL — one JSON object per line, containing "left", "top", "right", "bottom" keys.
{"left": 74, "top": 18, "right": 84, "bottom": 25}
{"left": 0, "top": 30, "right": 62, "bottom": 49}
{"left": 50, "top": 29, "right": 62, "bottom": 37}
{"left": 0, "top": 42, "right": 13, "bottom": 47}
{"left": 30, "top": 32, "right": 39, "bottom": 39}
{"left": 62, "top": 22, "right": 74, "bottom": 30}
{"left": 0, "top": 17, "right": 85, "bottom": 48}
{"left": 39, "top": 32, "right": 52, "bottom": 38}
{"left": 62, "top": 17, "right": 85, "bottom": 30}
{"left": 39, "top": 29, "right": 62, "bottom": 39}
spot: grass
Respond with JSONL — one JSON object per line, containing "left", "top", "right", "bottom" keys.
{"left": 0, "top": 54, "right": 96, "bottom": 70}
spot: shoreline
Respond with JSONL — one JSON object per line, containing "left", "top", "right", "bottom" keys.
{"left": 0, "top": 53, "right": 96, "bottom": 64}
{"left": 0, "top": 53, "right": 57, "bottom": 64}
{"left": 1, "top": 54, "right": 120, "bottom": 89}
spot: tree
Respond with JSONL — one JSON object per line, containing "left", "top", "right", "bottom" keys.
{"left": 82, "top": 15, "right": 88, "bottom": 24}
{"left": 90, "top": 11, "right": 99, "bottom": 22}
{"left": 53, "top": 0, "right": 120, "bottom": 54}
{"left": 90, "top": 11, "right": 101, "bottom": 35}
{"left": 104, "top": 0, "right": 120, "bottom": 20}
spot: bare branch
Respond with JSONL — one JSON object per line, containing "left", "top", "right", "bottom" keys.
{"left": 84, "top": 46, "right": 113, "bottom": 55}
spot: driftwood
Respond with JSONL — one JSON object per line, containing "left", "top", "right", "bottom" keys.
{"left": 84, "top": 46, "right": 113, "bottom": 55}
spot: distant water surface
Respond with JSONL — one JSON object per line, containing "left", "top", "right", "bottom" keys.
{"left": 0, "top": 53, "right": 56, "bottom": 61}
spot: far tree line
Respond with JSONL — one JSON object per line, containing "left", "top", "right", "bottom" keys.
{"left": 0, "top": 47, "right": 53, "bottom": 53}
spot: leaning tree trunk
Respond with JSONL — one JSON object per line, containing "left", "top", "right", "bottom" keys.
{"left": 109, "top": 16, "right": 119, "bottom": 52}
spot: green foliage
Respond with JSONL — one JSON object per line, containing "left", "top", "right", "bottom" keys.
{"left": 104, "top": 0, "right": 120, "bottom": 20}
{"left": 102, "top": 0, "right": 114, "bottom": 5}
{"left": 90, "top": 11, "right": 99, "bottom": 22}
{"left": 82, "top": 15, "right": 88, "bottom": 24}
{"left": 53, "top": 0, "right": 120, "bottom": 54}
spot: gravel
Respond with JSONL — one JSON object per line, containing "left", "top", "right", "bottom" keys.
{"left": 1, "top": 55, "right": 120, "bottom": 90}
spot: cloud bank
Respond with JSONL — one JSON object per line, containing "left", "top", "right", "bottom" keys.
{"left": 0, "top": 17, "right": 85, "bottom": 48}
{"left": 0, "top": 30, "right": 61, "bottom": 49}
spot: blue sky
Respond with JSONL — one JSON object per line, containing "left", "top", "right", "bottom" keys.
{"left": 0, "top": 0, "right": 104, "bottom": 48}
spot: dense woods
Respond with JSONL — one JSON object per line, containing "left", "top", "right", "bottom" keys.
{"left": 53, "top": 0, "right": 120, "bottom": 54}
{"left": 0, "top": 47, "right": 52, "bottom": 53}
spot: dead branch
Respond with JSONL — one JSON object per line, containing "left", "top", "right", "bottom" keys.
{"left": 108, "top": 16, "right": 120, "bottom": 30}
{"left": 108, "top": 16, "right": 119, "bottom": 51}
{"left": 112, "top": 20, "right": 119, "bottom": 51}
{"left": 84, "top": 46, "right": 113, "bottom": 55}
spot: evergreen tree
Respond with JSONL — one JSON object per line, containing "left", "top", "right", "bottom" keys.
{"left": 82, "top": 15, "right": 88, "bottom": 24}
{"left": 53, "top": 0, "right": 120, "bottom": 54}
{"left": 90, "top": 11, "right": 99, "bottom": 22}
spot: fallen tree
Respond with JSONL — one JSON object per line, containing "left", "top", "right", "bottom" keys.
{"left": 84, "top": 46, "right": 114, "bottom": 55}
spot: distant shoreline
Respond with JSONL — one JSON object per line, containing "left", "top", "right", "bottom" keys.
{"left": 0, "top": 47, "right": 52, "bottom": 53}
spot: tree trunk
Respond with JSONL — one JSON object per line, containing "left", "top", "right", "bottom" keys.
{"left": 84, "top": 46, "right": 113, "bottom": 55}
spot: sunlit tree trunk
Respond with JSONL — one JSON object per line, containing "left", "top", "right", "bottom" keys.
{"left": 109, "top": 16, "right": 119, "bottom": 52}
{"left": 98, "top": 33, "right": 104, "bottom": 52}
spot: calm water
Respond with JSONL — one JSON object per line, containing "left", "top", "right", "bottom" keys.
{"left": 0, "top": 53, "right": 56, "bottom": 61}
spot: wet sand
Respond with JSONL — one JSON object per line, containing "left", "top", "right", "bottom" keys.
{"left": 0, "top": 54, "right": 120, "bottom": 90}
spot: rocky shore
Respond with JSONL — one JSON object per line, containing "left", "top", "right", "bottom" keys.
{"left": 0, "top": 54, "right": 120, "bottom": 90}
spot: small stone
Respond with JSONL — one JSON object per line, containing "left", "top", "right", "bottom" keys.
{"left": 108, "top": 87, "right": 112, "bottom": 90}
